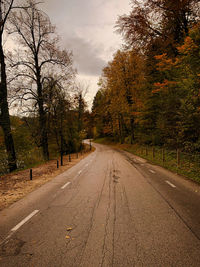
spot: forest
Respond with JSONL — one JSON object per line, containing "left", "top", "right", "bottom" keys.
{"left": 0, "top": 0, "right": 91, "bottom": 175}
{"left": 92, "top": 0, "right": 200, "bottom": 153}
{"left": 1, "top": 0, "right": 200, "bottom": 176}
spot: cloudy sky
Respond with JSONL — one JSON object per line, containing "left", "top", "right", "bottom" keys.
{"left": 41, "top": 0, "right": 131, "bottom": 108}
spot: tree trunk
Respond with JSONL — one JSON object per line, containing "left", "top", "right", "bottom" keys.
{"left": 118, "top": 115, "right": 122, "bottom": 142}
{"left": 118, "top": 114, "right": 125, "bottom": 144}
{"left": 120, "top": 114, "right": 125, "bottom": 144}
{"left": 0, "top": 34, "right": 17, "bottom": 172}
{"left": 78, "top": 93, "right": 84, "bottom": 133}
{"left": 38, "top": 100, "right": 49, "bottom": 161}
{"left": 37, "top": 76, "right": 49, "bottom": 161}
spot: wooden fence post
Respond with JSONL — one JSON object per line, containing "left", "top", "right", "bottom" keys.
{"left": 90, "top": 139, "right": 92, "bottom": 151}
{"left": 30, "top": 169, "right": 33, "bottom": 180}
{"left": 61, "top": 153, "right": 63, "bottom": 166}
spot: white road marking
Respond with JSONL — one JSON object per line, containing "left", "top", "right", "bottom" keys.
{"left": 11, "top": 210, "right": 39, "bottom": 232}
{"left": 149, "top": 169, "right": 156, "bottom": 174}
{"left": 61, "top": 182, "right": 71, "bottom": 190}
{"left": 166, "top": 180, "right": 176, "bottom": 188}
{"left": 74, "top": 170, "right": 83, "bottom": 180}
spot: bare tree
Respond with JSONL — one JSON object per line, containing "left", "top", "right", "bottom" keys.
{"left": 44, "top": 76, "right": 71, "bottom": 155}
{"left": 10, "top": 0, "right": 74, "bottom": 160}
{"left": 0, "top": 0, "right": 17, "bottom": 172}
{"left": 74, "top": 82, "right": 88, "bottom": 135}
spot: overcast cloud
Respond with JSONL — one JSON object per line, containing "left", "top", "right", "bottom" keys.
{"left": 40, "top": 0, "right": 131, "bottom": 106}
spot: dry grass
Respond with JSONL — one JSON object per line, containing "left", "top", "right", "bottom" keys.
{"left": 0, "top": 148, "right": 94, "bottom": 211}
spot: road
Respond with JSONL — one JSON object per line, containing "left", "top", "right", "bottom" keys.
{"left": 0, "top": 142, "right": 200, "bottom": 266}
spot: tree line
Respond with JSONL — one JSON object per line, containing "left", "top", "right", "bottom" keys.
{"left": 0, "top": 0, "right": 88, "bottom": 174}
{"left": 92, "top": 0, "right": 200, "bottom": 152}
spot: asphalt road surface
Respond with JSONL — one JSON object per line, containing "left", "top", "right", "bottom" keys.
{"left": 0, "top": 142, "right": 200, "bottom": 266}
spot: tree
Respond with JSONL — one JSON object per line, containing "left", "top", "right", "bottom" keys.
{"left": 74, "top": 84, "right": 88, "bottom": 135}
{"left": 116, "top": 0, "right": 200, "bottom": 55}
{"left": 93, "top": 50, "right": 145, "bottom": 143}
{"left": 92, "top": 88, "right": 108, "bottom": 138}
{"left": 44, "top": 76, "right": 71, "bottom": 156}
{"left": 148, "top": 23, "right": 200, "bottom": 149}
{"left": 176, "top": 23, "right": 200, "bottom": 150}
{"left": 0, "top": 0, "right": 17, "bottom": 172}
{"left": 115, "top": 0, "right": 200, "bottom": 148}
{"left": 10, "top": 0, "right": 74, "bottom": 160}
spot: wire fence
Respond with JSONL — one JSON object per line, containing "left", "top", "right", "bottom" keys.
{"left": 125, "top": 145, "right": 200, "bottom": 183}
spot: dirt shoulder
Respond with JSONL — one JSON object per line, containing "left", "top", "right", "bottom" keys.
{"left": 0, "top": 148, "right": 94, "bottom": 211}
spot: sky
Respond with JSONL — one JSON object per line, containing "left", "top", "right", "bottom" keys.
{"left": 41, "top": 0, "right": 131, "bottom": 108}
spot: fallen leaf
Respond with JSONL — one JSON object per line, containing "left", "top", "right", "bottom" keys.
{"left": 67, "top": 227, "right": 73, "bottom": 231}
{"left": 65, "top": 235, "right": 70, "bottom": 239}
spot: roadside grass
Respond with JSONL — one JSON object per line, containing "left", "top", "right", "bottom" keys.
{"left": 94, "top": 138, "right": 200, "bottom": 184}
{"left": 0, "top": 144, "right": 95, "bottom": 210}
{"left": 0, "top": 143, "right": 89, "bottom": 177}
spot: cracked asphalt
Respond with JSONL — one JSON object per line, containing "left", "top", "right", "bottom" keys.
{"left": 0, "top": 142, "right": 200, "bottom": 266}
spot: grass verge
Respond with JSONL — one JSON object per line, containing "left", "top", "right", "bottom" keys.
{"left": 0, "top": 145, "right": 95, "bottom": 211}
{"left": 94, "top": 138, "right": 200, "bottom": 184}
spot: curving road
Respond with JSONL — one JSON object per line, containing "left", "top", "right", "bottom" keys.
{"left": 0, "top": 142, "right": 200, "bottom": 266}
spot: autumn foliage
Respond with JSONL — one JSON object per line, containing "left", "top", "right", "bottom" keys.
{"left": 93, "top": 1, "right": 200, "bottom": 151}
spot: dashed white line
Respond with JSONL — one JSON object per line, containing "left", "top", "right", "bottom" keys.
{"left": 149, "top": 169, "right": 156, "bottom": 174}
{"left": 74, "top": 170, "right": 83, "bottom": 180}
{"left": 11, "top": 210, "right": 39, "bottom": 232}
{"left": 61, "top": 182, "right": 71, "bottom": 190}
{"left": 166, "top": 180, "right": 176, "bottom": 188}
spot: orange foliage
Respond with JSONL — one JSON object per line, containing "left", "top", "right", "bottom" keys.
{"left": 152, "top": 88, "right": 161, "bottom": 94}
{"left": 177, "top": 36, "right": 198, "bottom": 54}
{"left": 153, "top": 80, "right": 177, "bottom": 93}
{"left": 154, "top": 53, "right": 176, "bottom": 71}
